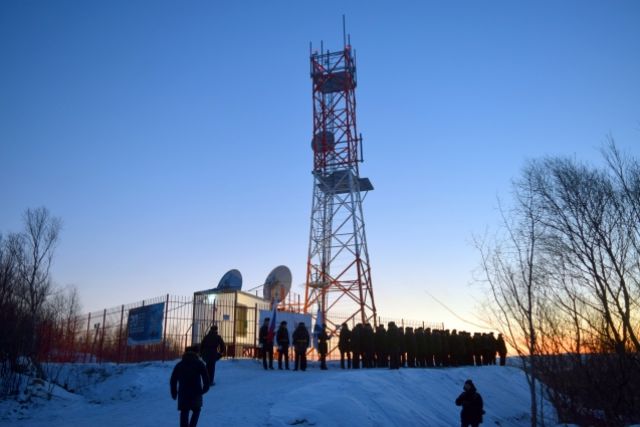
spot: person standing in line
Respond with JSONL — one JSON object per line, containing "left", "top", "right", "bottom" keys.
{"left": 387, "top": 322, "right": 401, "bottom": 370}
{"left": 317, "top": 324, "right": 331, "bottom": 370}
{"left": 496, "top": 333, "right": 507, "bottom": 366}
{"left": 259, "top": 317, "right": 274, "bottom": 370}
{"left": 292, "top": 322, "right": 310, "bottom": 371}
{"left": 338, "top": 323, "right": 352, "bottom": 369}
{"left": 170, "top": 345, "right": 210, "bottom": 427}
{"left": 351, "top": 323, "right": 363, "bottom": 369}
{"left": 276, "top": 320, "right": 290, "bottom": 370}
{"left": 199, "top": 325, "right": 225, "bottom": 385}
{"left": 455, "top": 379, "right": 484, "bottom": 427}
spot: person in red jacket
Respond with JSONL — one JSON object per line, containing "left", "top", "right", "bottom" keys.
{"left": 170, "top": 346, "right": 210, "bottom": 427}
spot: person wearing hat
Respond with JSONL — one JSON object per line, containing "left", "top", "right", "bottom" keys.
{"left": 276, "top": 320, "right": 290, "bottom": 370}
{"left": 170, "top": 345, "right": 210, "bottom": 427}
{"left": 292, "top": 322, "right": 310, "bottom": 371}
{"left": 455, "top": 379, "right": 484, "bottom": 427}
{"left": 200, "top": 325, "right": 225, "bottom": 385}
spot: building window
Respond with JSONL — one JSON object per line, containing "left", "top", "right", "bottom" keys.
{"left": 235, "top": 305, "right": 248, "bottom": 337}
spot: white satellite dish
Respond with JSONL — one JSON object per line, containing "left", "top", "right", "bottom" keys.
{"left": 263, "top": 265, "right": 292, "bottom": 302}
{"left": 217, "top": 269, "right": 243, "bottom": 291}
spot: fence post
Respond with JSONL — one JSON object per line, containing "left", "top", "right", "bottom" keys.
{"left": 254, "top": 303, "right": 258, "bottom": 359}
{"left": 162, "top": 294, "right": 169, "bottom": 362}
{"left": 231, "top": 292, "right": 238, "bottom": 359}
{"left": 99, "top": 309, "right": 106, "bottom": 363}
{"left": 117, "top": 305, "right": 124, "bottom": 364}
{"left": 191, "top": 294, "right": 197, "bottom": 346}
{"left": 84, "top": 313, "right": 92, "bottom": 363}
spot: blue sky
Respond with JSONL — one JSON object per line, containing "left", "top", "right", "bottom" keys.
{"left": 1, "top": 1, "right": 639, "bottom": 331}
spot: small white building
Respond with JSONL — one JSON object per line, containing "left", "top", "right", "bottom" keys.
{"left": 192, "top": 288, "right": 270, "bottom": 358}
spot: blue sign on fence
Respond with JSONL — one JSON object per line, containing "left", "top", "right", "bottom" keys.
{"left": 127, "top": 302, "right": 165, "bottom": 346}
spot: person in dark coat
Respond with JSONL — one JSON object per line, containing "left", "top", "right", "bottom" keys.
{"left": 292, "top": 322, "right": 310, "bottom": 371}
{"left": 455, "top": 379, "right": 484, "bottom": 427}
{"left": 338, "top": 323, "right": 352, "bottom": 369}
{"left": 317, "top": 324, "right": 331, "bottom": 370}
{"left": 405, "top": 327, "right": 416, "bottom": 368}
{"left": 170, "top": 346, "right": 210, "bottom": 427}
{"left": 363, "top": 323, "right": 375, "bottom": 368}
{"left": 496, "top": 333, "right": 507, "bottom": 366}
{"left": 276, "top": 321, "right": 290, "bottom": 370}
{"left": 387, "top": 322, "right": 401, "bottom": 370}
{"left": 351, "top": 323, "right": 363, "bottom": 369}
{"left": 374, "top": 324, "right": 387, "bottom": 367}
{"left": 199, "top": 325, "right": 225, "bottom": 385}
{"left": 259, "top": 317, "right": 274, "bottom": 370}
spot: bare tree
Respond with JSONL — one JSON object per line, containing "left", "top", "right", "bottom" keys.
{"left": 479, "top": 141, "right": 640, "bottom": 425}
{"left": 15, "top": 207, "right": 62, "bottom": 377}
{"left": 476, "top": 171, "right": 545, "bottom": 427}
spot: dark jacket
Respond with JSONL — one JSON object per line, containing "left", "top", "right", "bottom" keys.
{"left": 170, "top": 351, "right": 210, "bottom": 411}
{"left": 317, "top": 330, "right": 330, "bottom": 355}
{"left": 276, "top": 325, "right": 290, "bottom": 348}
{"left": 338, "top": 325, "right": 351, "bottom": 352}
{"left": 259, "top": 323, "right": 274, "bottom": 348}
{"left": 455, "top": 385, "right": 484, "bottom": 425}
{"left": 292, "top": 324, "right": 310, "bottom": 352}
{"left": 200, "top": 330, "right": 226, "bottom": 362}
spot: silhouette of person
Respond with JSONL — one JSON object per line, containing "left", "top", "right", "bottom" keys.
{"left": 170, "top": 345, "right": 210, "bottom": 427}
{"left": 276, "top": 320, "right": 290, "bottom": 370}
{"left": 259, "top": 317, "right": 274, "bottom": 370}
{"left": 455, "top": 379, "right": 484, "bottom": 427}
{"left": 200, "top": 325, "right": 225, "bottom": 385}
{"left": 292, "top": 322, "right": 310, "bottom": 371}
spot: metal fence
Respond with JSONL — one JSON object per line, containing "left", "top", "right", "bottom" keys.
{"left": 37, "top": 294, "right": 444, "bottom": 364}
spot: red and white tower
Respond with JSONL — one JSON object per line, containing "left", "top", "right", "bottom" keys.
{"left": 304, "top": 34, "right": 377, "bottom": 332}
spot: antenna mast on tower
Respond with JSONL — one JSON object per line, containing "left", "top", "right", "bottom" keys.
{"left": 304, "top": 22, "right": 377, "bottom": 333}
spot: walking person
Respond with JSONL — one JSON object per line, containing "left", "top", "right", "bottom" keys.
{"left": 276, "top": 320, "right": 290, "bottom": 370}
{"left": 199, "top": 325, "right": 225, "bottom": 385}
{"left": 338, "top": 323, "right": 352, "bottom": 369}
{"left": 259, "top": 317, "right": 274, "bottom": 370}
{"left": 170, "top": 345, "right": 210, "bottom": 427}
{"left": 455, "top": 379, "right": 484, "bottom": 427}
{"left": 292, "top": 322, "right": 310, "bottom": 371}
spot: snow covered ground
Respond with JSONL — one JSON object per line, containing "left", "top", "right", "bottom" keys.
{"left": 1, "top": 358, "right": 566, "bottom": 426}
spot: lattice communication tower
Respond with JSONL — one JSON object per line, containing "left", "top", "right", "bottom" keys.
{"left": 304, "top": 32, "right": 377, "bottom": 331}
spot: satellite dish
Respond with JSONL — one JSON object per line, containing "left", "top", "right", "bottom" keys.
{"left": 217, "top": 269, "right": 243, "bottom": 291}
{"left": 311, "top": 131, "right": 335, "bottom": 153}
{"left": 263, "top": 265, "right": 292, "bottom": 302}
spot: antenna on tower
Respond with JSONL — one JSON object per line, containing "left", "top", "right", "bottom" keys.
{"left": 342, "top": 14, "right": 347, "bottom": 47}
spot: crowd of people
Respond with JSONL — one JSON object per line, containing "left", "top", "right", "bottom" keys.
{"left": 170, "top": 321, "right": 495, "bottom": 427}
{"left": 336, "top": 322, "right": 508, "bottom": 370}
{"left": 259, "top": 318, "right": 508, "bottom": 372}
